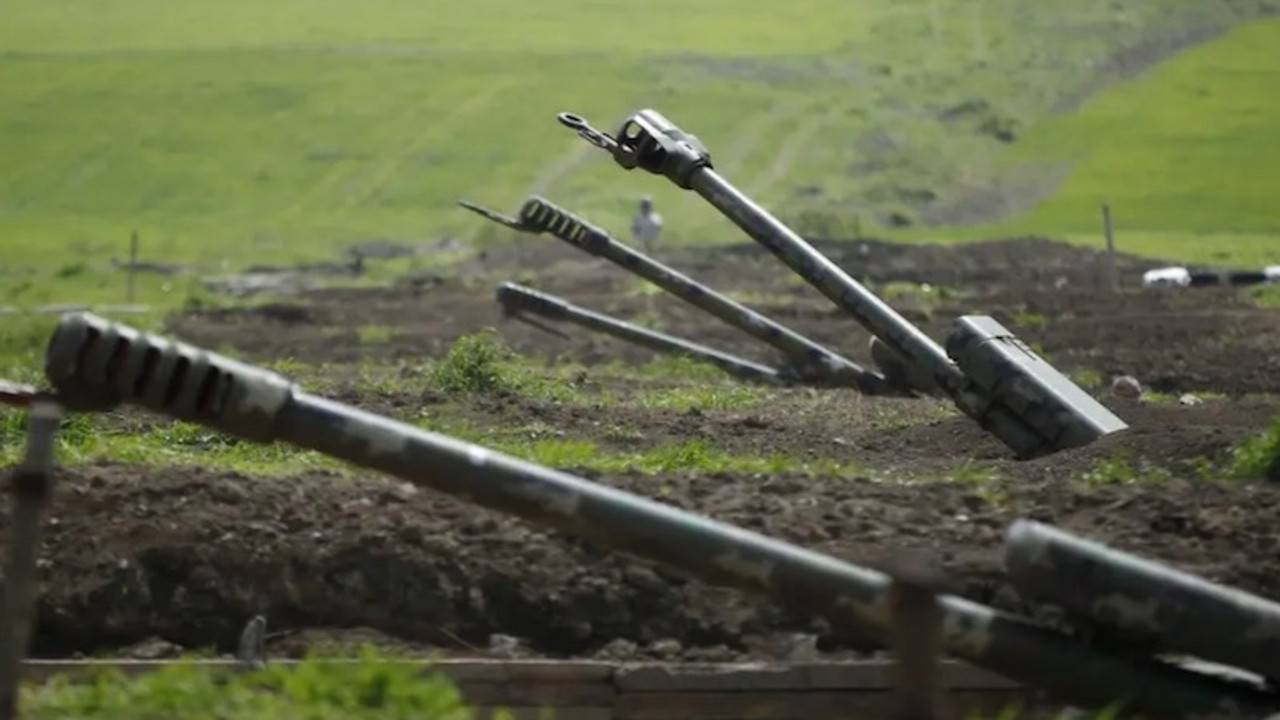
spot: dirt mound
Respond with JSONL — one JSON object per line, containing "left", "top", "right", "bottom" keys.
{"left": 169, "top": 237, "right": 1279, "bottom": 395}
{"left": 8, "top": 235, "right": 1277, "bottom": 662}
{"left": 10, "top": 453, "right": 1280, "bottom": 661}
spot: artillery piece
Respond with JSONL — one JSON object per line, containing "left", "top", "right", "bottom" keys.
{"left": 9, "top": 311, "right": 1278, "bottom": 719}
{"left": 460, "top": 195, "right": 913, "bottom": 396}
{"left": 1005, "top": 520, "right": 1280, "bottom": 685}
{"left": 495, "top": 281, "right": 785, "bottom": 386}
{"left": 552, "top": 109, "right": 1128, "bottom": 459}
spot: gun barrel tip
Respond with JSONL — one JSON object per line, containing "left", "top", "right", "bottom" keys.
{"left": 1003, "top": 518, "right": 1045, "bottom": 545}
{"left": 557, "top": 112, "right": 586, "bottom": 129}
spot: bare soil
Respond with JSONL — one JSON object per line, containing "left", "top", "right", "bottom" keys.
{"left": 6, "top": 235, "right": 1280, "bottom": 663}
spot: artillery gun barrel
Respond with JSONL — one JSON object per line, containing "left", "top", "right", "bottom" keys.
{"left": 554, "top": 110, "right": 1128, "bottom": 459}
{"left": 463, "top": 196, "right": 894, "bottom": 395}
{"left": 38, "top": 312, "right": 1280, "bottom": 719}
{"left": 495, "top": 282, "right": 783, "bottom": 385}
{"left": 1005, "top": 519, "right": 1280, "bottom": 682}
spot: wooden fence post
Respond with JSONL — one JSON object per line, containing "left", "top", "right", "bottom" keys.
{"left": 886, "top": 552, "right": 954, "bottom": 720}
{"left": 127, "top": 231, "right": 140, "bottom": 303}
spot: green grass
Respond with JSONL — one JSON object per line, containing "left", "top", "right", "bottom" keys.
{"left": 4, "top": 323, "right": 1276, "bottom": 484}
{"left": 899, "top": 17, "right": 1280, "bottom": 267}
{"left": 21, "top": 648, "right": 478, "bottom": 720}
{"left": 2, "top": 0, "right": 1275, "bottom": 310}
{"left": 17, "top": 651, "right": 1122, "bottom": 720}
{"left": 0, "top": 330, "right": 861, "bottom": 478}
{"left": 0, "top": 408, "right": 873, "bottom": 479}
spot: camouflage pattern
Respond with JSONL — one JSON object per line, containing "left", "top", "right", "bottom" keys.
{"left": 1005, "top": 519, "right": 1280, "bottom": 683}
{"left": 946, "top": 317, "right": 1130, "bottom": 450}
{"left": 494, "top": 282, "right": 784, "bottom": 385}
{"left": 38, "top": 312, "right": 1280, "bottom": 719}
{"left": 870, "top": 337, "right": 937, "bottom": 397}
{"left": 460, "top": 195, "right": 898, "bottom": 395}
{"left": 555, "top": 109, "right": 1130, "bottom": 459}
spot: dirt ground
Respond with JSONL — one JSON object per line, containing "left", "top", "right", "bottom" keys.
{"left": 7, "top": 235, "right": 1280, "bottom": 663}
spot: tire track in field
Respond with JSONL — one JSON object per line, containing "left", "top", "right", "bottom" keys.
{"left": 346, "top": 79, "right": 515, "bottom": 207}
{"left": 742, "top": 102, "right": 847, "bottom": 202}
{"left": 714, "top": 100, "right": 809, "bottom": 178}
{"left": 274, "top": 79, "right": 510, "bottom": 221}
{"left": 272, "top": 88, "right": 444, "bottom": 223}
{"left": 521, "top": 138, "right": 595, "bottom": 199}
{"left": 454, "top": 129, "right": 593, "bottom": 244}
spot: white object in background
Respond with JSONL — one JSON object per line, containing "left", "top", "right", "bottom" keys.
{"left": 631, "top": 196, "right": 663, "bottom": 255}
{"left": 1263, "top": 265, "right": 1280, "bottom": 284}
{"left": 1140, "top": 266, "right": 1191, "bottom": 288}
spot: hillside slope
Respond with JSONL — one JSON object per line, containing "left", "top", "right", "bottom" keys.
{"left": 0, "top": 0, "right": 1273, "bottom": 304}
{"left": 906, "top": 16, "right": 1280, "bottom": 267}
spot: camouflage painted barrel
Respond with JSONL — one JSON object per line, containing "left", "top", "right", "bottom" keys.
{"left": 495, "top": 282, "right": 783, "bottom": 385}
{"left": 556, "top": 108, "right": 1130, "bottom": 459}
{"left": 1005, "top": 519, "right": 1280, "bottom": 681}
{"left": 38, "top": 311, "right": 1280, "bottom": 719}
{"left": 510, "top": 195, "right": 889, "bottom": 393}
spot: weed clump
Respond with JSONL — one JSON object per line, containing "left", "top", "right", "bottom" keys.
{"left": 23, "top": 645, "right": 474, "bottom": 719}
{"left": 429, "top": 329, "right": 513, "bottom": 394}
{"left": 1226, "top": 415, "right": 1280, "bottom": 482}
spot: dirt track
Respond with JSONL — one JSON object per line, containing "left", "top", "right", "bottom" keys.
{"left": 7, "top": 236, "right": 1280, "bottom": 661}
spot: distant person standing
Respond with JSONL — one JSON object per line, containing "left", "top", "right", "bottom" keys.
{"left": 631, "top": 195, "right": 663, "bottom": 256}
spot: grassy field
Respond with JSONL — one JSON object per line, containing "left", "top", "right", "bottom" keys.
{"left": 2, "top": 0, "right": 1276, "bottom": 310}
{"left": 3, "top": 3, "right": 1280, "bottom": 715}
{"left": 908, "top": 16, "right": 1280, "bottom": 266}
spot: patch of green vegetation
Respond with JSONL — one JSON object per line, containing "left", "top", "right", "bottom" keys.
{"left": 1069, "top": 367, "right": 1105, "bottom": 390}
{"left": 0, "top": 392, "right": 859, "bottom": 479}
{"left": 947, "top": 462, "right": 1003, "bottom": 486}
{"left": 634, "top": 384, "right": 770, "bottom": 412}
{"left": 1078, "top": 454, "right": 1175, "bottom": 487}
{"left": 413, "top": 329, "right": 586, "bottom": 404}
{"left": 720, "top": 290, "right": 806, "bottom": 307}
{"left": 428, "top": 329, "right": 515, "bottom": 395}
{"left": 356, "top": 325, "right": 395, "bottom": 345}
{"left": 1010, "top": 311, "right": 1049, "bottom": 329}
{"left": 0, "top": 410, "right": 349, "bottom": 476}
{"left": 580, "top": 426, "right": 859, "bottom": 477}
{"left": 941, "top": 461, "right": 1009, "bottom": 506}
{"left": 880, "top": 281, "right": 970, "bottom": 322}
{"left": 907, "top": 16, "right": 1280, "bottom": 267}
{"left": 254, "top": 336, "right": 770, "bottom": 413}
{"left": 3, "top": 0, "right": 1273, "bottom": 312}
{"left": 880, "top": 281, "right": 967, "bottom": 302}
{"left": 1141, "top": 390, "right": 1226, "bottom": 405}
{"left": 1013, "top": 18, "right": 1280, "bottom": 237}
{"left": 1249, "top": 283, "right": 1280, "bottom": 308}
{"left": 596, "top": 355, "right": 732, "bottom": 385}
{"left": 21, "top": 647, "right": 480, "bottom": 720}
{"left": 869, "top": 400, "right": 959, "bottom": 431}
{"left": 1224, "top": 414, "right": 1280, "bottom": 481}
{"left": 627, "top": 280, "right": 666, "bottom": 298}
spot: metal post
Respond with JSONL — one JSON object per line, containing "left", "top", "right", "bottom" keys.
{"left": 1102, "top": 204, "right": 1118, "bottom": 293}
{"left": 0, "top": 400, "right": 64, "bottom": 719}
{"left": 127, "top": 232, "right": 139, "bottom": 304}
